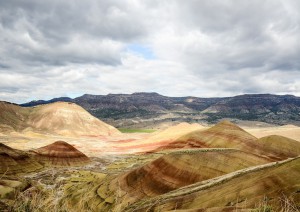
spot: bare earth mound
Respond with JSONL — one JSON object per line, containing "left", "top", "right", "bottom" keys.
{"left": 0, "top": 101, "right": 120, "bottom": 136}
{"left": 31, "top": 141, "right": 90, "bottom": 166}
{"left": 26, "top": 102, "right": 120, "bottom": 136}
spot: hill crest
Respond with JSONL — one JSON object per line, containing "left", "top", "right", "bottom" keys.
{"left": 0, "top": 101, "right": 120, "bottom": 136}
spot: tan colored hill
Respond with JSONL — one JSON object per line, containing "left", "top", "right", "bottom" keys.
{"left": 113, "top": 149, "right": 271, "bottom": 208}
{"left": 31, "top": 141, "right": 90, "bottom": 166}
{"left": 0, "top": 143, "right": 43, "bottom": 175}
{"left": 155, "top": 121, "right": 300, "bottom": 160}
{"left": 114, "top": 122, "right": 205, "bottom": 153}
{"left": 257, "top": 135, "right": 300, "bottom": 159}
{"left": 27, "top": 102, "right": 120, "bottom": 136}
{"left": 62, "top": 149, "right": 271, "bottom": 211}
{"left": 0, "top": 101, "right": 120, "bottom": 136}
{"left": 127, "top": 156, "right": 300, "bottom": 211}
{"left": 0, "top": 102, "right": 27, "bottom": 132}
{"left": 149, "top": 122, "right": 205, "bottom": 141}
{"left": 156, "top": 121, "right": 259, "bottom": 153}
{"left": 246, "top": 124, "right": 300, "bottom": 141}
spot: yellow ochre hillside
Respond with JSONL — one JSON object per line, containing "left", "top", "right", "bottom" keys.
{"left": 0, "top": 101, "right": 120, "bottom": 136}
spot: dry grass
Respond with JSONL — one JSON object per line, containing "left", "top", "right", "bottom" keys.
{"left": 10, "top": 179, "right": 79, "bottom": 212}
{"left": 3, "top": 157, "right": 300, "bottom": 212}
{"left": 7, "top": 192, "right": 300, "bottom": 212}
{"left": 252, "top": 195, "right": 300, "bottom": 212}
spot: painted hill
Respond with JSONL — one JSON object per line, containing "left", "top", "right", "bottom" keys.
{"left": 157, "top": 121, "right": 259, "bottom": 152}
{"left": 31, "top": 141, "right": 90, "bottom": 166}
{"left": 111, "top": 120, "right": 300, "bottom": 157}
{"left": 155, "top": 121, "right": 300, "bottom": 160}
{"left": 0, "top": 101, "right": 120, "bottom": 136}
{"left": 127, "top": 157, "right": 300, "bottom": 211}
{"left": 63, "top": 149, "right": 271, "bottom": 211}
{"left": 112, "top": 149, "right": 271, "bottom": 208}
{"left": 257, "top": 135, "right": 300, "bottom": 159}
{"left": 0, "top": 143, "right": 43, "bottom": 175}
{"left": 26, "top": 102, "right": 120, "bottom": 136}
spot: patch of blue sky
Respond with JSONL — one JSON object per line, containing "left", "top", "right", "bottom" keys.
{"left": 126, "top": 43, "right": 156, "bottom": 60}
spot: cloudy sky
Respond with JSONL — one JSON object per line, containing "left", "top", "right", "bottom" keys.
{"left": 0, "top": 0, "right": 300, "bottom": 103}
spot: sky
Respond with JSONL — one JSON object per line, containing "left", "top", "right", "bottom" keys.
{"left": 0, "top": 0, "right": 300, "bottom": 103}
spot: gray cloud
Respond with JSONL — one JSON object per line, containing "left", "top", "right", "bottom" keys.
{"left": 0, "top": 0, "right": 299, "bottom": 103}
{"left": 0, "top": 0, "right": 147, "bottom": 67}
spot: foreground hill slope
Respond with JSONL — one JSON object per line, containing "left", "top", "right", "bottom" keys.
{"left": 113, "top": 149, "right": 271, "bottom": 207}
{"left": 0, "top": 143, "right": 43, "bottom": 175}
{"left": 62, "top": 148, "right": 271, "bottom": 211}
{"left": 127, "top": 157, "right": 300, "bottom": 211}
{"left": 0, "top": 101, "right": 120, "bottom": 136}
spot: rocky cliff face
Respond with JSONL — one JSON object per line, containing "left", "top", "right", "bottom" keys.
{"left": 202, "top": 94, "right": 300, "bottom": 124}
{"left": 20, "top": 93, "right": 300, "bottom": 127}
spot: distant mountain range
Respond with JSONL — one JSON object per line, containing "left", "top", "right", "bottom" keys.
{"left": 20, "top": 92, "right": 300, "bottom": 127}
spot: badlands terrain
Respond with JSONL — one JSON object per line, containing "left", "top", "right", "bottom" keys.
{"left": 0, "top": 101, "right": 300, "bottom": 211}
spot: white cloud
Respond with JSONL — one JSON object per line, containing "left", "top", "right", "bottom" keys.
{"left": 0, "top": 0, "right": 299, "bottom": 103}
